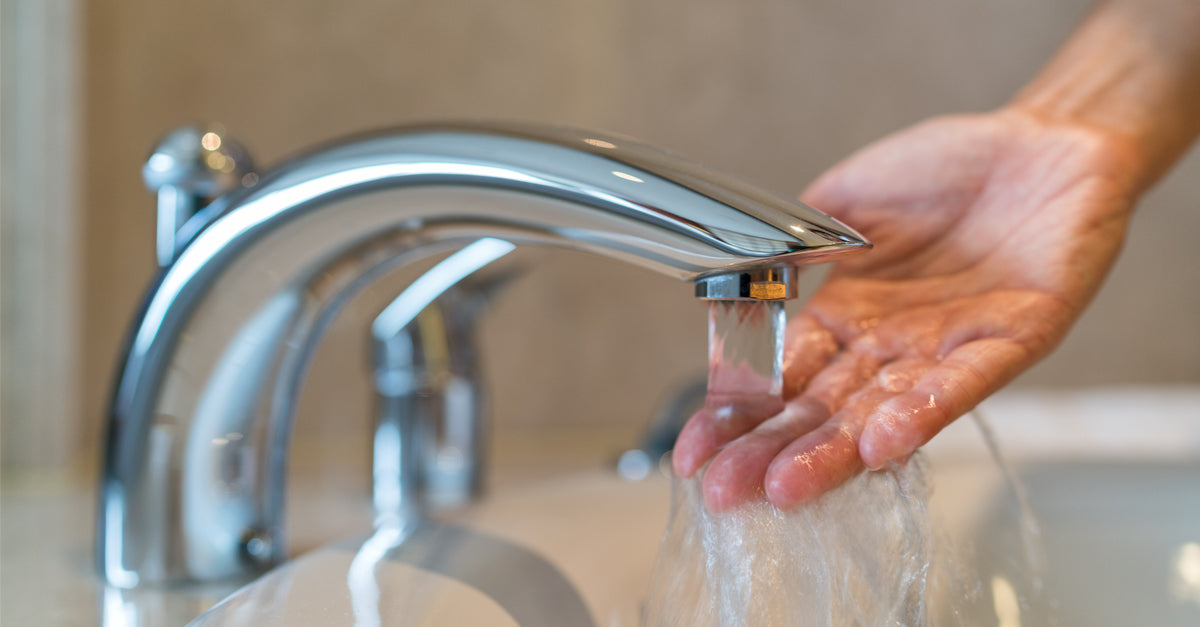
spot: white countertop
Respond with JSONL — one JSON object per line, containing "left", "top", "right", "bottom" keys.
{"left": 0, "top": 423, "right": 642, "bottom": 626}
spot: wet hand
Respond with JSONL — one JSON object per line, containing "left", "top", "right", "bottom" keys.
{"left": 674, "top": 109, "right": 1142, "bottom": 511}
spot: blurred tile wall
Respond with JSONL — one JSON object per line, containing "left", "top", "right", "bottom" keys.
{"left": 73, "top": 0, "right": 1200, "bottom": 463}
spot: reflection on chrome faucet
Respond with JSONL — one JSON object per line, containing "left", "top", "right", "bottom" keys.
{"left": 98, "top": 122, "right": 869, "bottom": 586}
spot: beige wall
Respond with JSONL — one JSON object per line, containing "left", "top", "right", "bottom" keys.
{"left": 70, "top": 0, "right": 1199, "bottom": 463}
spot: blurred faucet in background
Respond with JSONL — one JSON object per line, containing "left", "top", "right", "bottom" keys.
{"left": 369, "top": 237, "right": 518, "bottom": 520}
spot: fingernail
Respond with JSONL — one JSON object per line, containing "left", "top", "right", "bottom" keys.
{"left": 671, "top": 454, "right": 693, "bottom": 478}
{"left": 860, "top": 421, "right": 904, "bottom": 471}
{"left": 864, "top": 457, "right": 889, "bottom": 472}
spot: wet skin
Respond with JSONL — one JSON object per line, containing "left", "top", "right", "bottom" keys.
{"left": 674, "top": 109, "right": 1144, "bottom": 511}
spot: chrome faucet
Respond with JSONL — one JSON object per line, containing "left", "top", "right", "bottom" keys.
{"left": 99, "top": 122, "right": 869, "bottom": 587}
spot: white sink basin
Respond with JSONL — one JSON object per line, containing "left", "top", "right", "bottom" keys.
{"left": 180, "top": 387, "right": 1200, "bottom": 625}
{"left": 927, "top": 387, "right": 1200, "bottom": 626}
{"left": 1009, "top": 461, "right": 1200, "bottom": 625}
{"left": 191, "top": 471, "right": 670, "bottom": 626}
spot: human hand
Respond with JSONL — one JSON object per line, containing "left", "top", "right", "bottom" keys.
{"left": 674, "top": 108, "right": 1143, "bottom": 510}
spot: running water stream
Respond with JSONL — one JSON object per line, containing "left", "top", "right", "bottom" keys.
{"left": 704, "top": 300, "right": 787, "bottom": 418}
{"left": 643, "top": 300, "right": 1053, "bottom": 626}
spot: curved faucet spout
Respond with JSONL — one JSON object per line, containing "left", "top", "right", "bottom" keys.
{"left": 99, "top": 122, "right": 868, "bottom": 586}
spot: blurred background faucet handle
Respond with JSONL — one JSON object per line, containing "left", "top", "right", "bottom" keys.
{"left": 142, "top": 125, "right": 255, "bottom": 267}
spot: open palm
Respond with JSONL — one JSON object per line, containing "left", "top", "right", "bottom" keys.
{"left": 674, "top": 109, "right": 1142, "bottom": 510}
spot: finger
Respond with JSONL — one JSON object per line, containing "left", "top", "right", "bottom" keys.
{"left": 782, "top": 313, "right": 841, "bottom": 397}
{"left": 858, "top": 337, "right": 1031, "bottom": 469}
{"left": 763, "top": 410, "right": 865, "bottom": 509}
{"left": 762, "top": 377, "right": 913, "bottom": 508}
{"left": 672, "top": 396, "right": 785, "bottom": 478}
{"left": 872, "top": 356, "right": 934, "bottom": 395}
{"left": 799, "top": 336, "right": 886, "bottom": 411}
{"left": 700, "top": 397, "right": 830, "bottom": 512}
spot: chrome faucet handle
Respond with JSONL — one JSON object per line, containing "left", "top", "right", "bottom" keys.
{"left": 143, "top": 125, "right": 256, "bottom": 266}
{"left": 371, "top": 239, "right": 519, "bottom": 519}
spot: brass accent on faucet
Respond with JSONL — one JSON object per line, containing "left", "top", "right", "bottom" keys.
{"left": 749, "top": 282, "right": 787, "bottom": 300}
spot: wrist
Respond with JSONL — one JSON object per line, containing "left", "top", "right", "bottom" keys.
{"left": 992, "top": 103, "right": 1152, "bottom": 208}
{"left": 998, "top": 103, "right": 1153, "bottom": 198}
{"left": 1009, "top": 0, "right": 1200, "bottom": 192}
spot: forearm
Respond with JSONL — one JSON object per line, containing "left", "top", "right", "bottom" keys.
{"left": 1011, "top": 0, "right": 1200, "bottom": 191}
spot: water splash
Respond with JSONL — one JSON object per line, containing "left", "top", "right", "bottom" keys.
{"left": 644, "top": 459, "right": 939, "bottom": 626}
{"left": 644, "top": 302, "right": 1053, "bottom": 626}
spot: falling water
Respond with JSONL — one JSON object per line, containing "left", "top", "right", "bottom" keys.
{"left": 704, "top": 300, "right": 787, "bottom": 428}
{"left": 643, "top": 460, "right": 938, "bottom": 626}
{"left": 643, "top": 301, "right": 1052, "bottom": 626}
